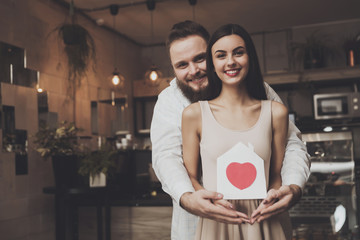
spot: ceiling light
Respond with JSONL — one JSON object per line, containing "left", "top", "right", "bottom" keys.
{"left": 145, "top": 65, "right": 162, "bottom": 86}
{"left": 36, "top": 71, "right": 44, "bottom": 93}
{"left": 96, "top": 18, "right": 104, "bottom": 26}
{"left": 109, "top": 5, "right": 125, "bottom": 89}
{"left": 145, "top": 0, "right": 162, "bottom": 86}
{"left": 37, "top": 86, "right": 44, "bottom": 93}
{"left": 111, "top": 68, "right": 125, "bottom": 87}
{"left": 323, "top": 126, "right": 333, "bottom": 132}
{"left": 188, "top": 0, "right": 197, "bottom": 20}
{"left": 188, "top": 0, "right": 197, "bottom": 5}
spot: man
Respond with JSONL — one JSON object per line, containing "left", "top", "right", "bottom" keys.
{"left": 151, "top": 20, "right": 310, "bottom": 240}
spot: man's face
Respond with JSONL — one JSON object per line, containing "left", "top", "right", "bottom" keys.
{"left": 169, "top": 35, "right": 208, "bottom": 102}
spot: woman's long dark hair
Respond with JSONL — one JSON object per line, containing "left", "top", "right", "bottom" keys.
{"left": 205, "top": 24, "right": 267, "bottom": 100}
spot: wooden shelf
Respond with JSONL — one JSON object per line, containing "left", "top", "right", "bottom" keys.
{"left": 264, "top": 66, "right": 360, "bottom": 85}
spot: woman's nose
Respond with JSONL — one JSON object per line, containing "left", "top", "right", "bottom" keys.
{"left": 227, "top": 56, "right": 236, "bottom": 66}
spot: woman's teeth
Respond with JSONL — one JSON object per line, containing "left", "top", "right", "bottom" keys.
{"left": 225, "top": 69, "right": 239, "bottom": 76}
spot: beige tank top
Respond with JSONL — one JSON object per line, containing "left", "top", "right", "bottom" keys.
{"left": 199, "top": 100, "right": 273, "bottom": 191}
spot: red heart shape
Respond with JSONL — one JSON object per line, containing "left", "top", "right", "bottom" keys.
{"left": 226, "top": 162, "right": 257, "bottom": 190}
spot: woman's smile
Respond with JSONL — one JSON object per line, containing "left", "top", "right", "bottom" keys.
{"left": 224, "top": 69, "right": 241, "bottom": 77}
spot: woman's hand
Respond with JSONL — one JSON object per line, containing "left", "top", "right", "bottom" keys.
{"left": 180, "top": 189, "right": 250, "bottom": 224}
{"left": 250, "top": 189, "right": 277, "bottom": 224}
{"left": 250, "top": 185, "right": 301, "bottom": 224}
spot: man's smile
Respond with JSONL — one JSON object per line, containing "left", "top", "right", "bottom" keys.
{"left": 187, "top": 74, "right": 207, "bottom": 83}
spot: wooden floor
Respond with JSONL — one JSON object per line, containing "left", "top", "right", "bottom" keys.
{"left": 78, "top": 206, "right": 172, "bottom": 240}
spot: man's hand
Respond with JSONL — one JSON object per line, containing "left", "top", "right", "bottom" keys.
{"left": 250, "top": 184, "right": 302, "bottom": 223}
{"left": 180, "top": 189, "right": 249, "bottom": 224}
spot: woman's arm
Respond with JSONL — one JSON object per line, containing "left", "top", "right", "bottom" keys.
{"left": 250, "top": 101, "right": 289, "bottom": 224}
{"left": 182, "top": 102, "right": 203, "bottom": 191}
{"left": 264, "top": 82, "right": 310, "bottom": 189}
{"left": 269, "top": 101, "right": 289, "bottom": 190}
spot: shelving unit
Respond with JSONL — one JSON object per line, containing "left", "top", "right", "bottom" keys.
{"left": 265, "top": 66, "right": 360, "bottom": 85}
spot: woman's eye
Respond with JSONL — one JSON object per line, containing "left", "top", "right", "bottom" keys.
{"left": 215, "top": 53, "right": 226, "bottom": 58}
{"left": 234, "top": 51, "right": 245, "bottom": 56}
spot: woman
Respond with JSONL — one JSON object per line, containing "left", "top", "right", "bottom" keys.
{"left": 182, "top": 23, "right": 292, "bottom": 240}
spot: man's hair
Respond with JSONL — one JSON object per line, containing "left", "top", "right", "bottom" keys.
{"left": 166, "top": 20, "right": 210, "bottom": 53}
{"left": 205, "top": 23, "right": 267, "bottom": 101}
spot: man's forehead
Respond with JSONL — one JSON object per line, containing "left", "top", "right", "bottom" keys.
{"left": 169, "top": 35, "right": 207, "bottom": 63}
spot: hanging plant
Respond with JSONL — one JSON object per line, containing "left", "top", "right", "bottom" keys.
{"left": 55, "top": 22, "right": 96, "bottom": 89}
{"left": 48, "top": 0, "right": 96, "bottom": 96}
{"left": 49, "top": 0, "right": 96, "bottom": 123}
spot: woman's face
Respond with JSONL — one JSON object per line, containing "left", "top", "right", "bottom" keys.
{"left": 211, "top": 34, "right": 249, "bottom": 86}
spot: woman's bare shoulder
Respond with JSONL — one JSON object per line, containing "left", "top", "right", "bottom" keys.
{"left": 182, "top": 102, "right": 202, "bottom": 120}
{"left": 271, "top": 100, "right": 288, "bottom": 120}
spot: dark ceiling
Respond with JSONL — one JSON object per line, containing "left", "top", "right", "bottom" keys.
{"left": 58, "top": 0, "right": 360, "bottom": 46}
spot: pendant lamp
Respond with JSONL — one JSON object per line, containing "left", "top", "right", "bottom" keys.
{"left": 109, "top": 4, "right": 125, "bottom": 89}
{"left": 144, "top": 0, "right": 162, "bottom": 86}
{"left": 189, "top": 0, "right": 197, "bottom": 20}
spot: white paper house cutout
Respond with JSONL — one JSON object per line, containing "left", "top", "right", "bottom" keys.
{"left": 217, "top": 142, "right": 267, "bottom": 199}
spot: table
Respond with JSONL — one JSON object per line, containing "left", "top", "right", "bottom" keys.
{"left": 43, "top": 186, "right": 172, "bottom": 240}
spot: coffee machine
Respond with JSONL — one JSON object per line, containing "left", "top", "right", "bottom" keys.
{"left": 289, "top": 130, "right": 359, "bottom": 239}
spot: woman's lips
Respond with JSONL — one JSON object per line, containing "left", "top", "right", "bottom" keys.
{"left": 225, "top": 69, "right": 240, "bottom": 77}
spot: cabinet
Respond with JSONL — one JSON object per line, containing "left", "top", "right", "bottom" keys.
{"left": 133, "top": 96, "right": 157, "bottom": 136}
{"left": 132, "top": 79, "right": 170, "bottom": 137}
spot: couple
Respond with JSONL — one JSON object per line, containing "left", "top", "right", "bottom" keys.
{"left": 151, "top": 21, "right": 310, "bottom": 240}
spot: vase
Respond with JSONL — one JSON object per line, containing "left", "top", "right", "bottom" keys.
{"left": 52, "top": 155, "right": 79, "bottom": 189}
{"left": 345, "top": 47, "right": 360, "bottom": 67}
{"left": 61, "top": 24, "right": 85, "bottom": 45}
{"left": 89, "top": 172, "right": 106, "bottom": 187}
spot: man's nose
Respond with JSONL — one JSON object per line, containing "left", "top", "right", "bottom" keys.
{"left": 189, "top": 62, "right": 199, "bottom": 75}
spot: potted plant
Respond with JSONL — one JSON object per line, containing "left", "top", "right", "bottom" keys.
{"left": 78, "top": 144, "right": 117, "bottom": 187}
{"left": 33, "top": 121, "right": 84, "bottom": 188}
{"left": 292, "top": 31, "right": 336, "bottom": 69}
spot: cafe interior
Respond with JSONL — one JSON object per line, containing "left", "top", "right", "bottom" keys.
{"left": 0, "top": 0, "right": 360, "bottom": 239}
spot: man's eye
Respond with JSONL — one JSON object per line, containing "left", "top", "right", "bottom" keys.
{"left": 193, "top": 53, "right": 206, "bottom": 63}
{"left": 194, "top": 56, "right": 205, "bottom": 63}
{"left": 176, "top": 63, "right": 187, "bottom": 69}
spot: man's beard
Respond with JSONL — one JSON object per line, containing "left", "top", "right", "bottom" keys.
{"left": 176, "top": 78, "right": 209, "bottom": 103}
